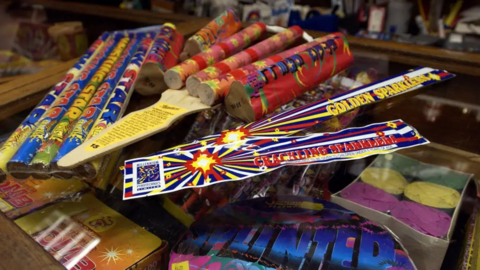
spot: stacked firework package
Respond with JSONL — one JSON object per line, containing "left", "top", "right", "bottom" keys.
{"left": 0, "top": 24, "right": 184, "bottom": 186}
{"left": 15, "top": 193, "right": 168, "bottom": 269}
{"left": 332, "top": 152, "right": 475, "bottom": 270}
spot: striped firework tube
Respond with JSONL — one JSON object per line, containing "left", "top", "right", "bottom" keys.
{"left": 71, "top": 36, "right": 154, "bottom": 179}
{"left": 0, "top": 32, "right": 110, "bottom": 182}
{"left": 165, "top": 22, "right": 266, "bottom": 91}
{"left": 7, "top": 33, "right": 124, "bottom": 179}
{"left": 226, "top": 33, "right": 354, "bottom": 121}
{"left": 52, "top": 36, "right": 142, "bottom": 167}
{"left": 180, "top": 7, "right": 242, "bottom": 61}
{"left": 193, "top": 26, "right": 303, "bottom": 105}
{"left": 29, "top": 35, "right": 132, "bottom": 173}
{"left": 197, "top": 34, "right": 340, "bottom": 106}
{"left": 136, "top": 23, "right": 184, "bottom": 96}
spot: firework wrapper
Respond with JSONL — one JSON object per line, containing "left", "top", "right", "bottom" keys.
{"left": 404, "top": 182, "right": 460, "bottom": 214}
{"left": 391, "top": 201, "right": 452, "bottom": 237}
{"left": 29, "top": 36, "right": 132, "bottom": 172}
{"left": 0, "top": 32, "right": 110, "bottom": 181}
{"left": 187, "top": 26, "right": 302, "bottom": 99}
{"left": 360, "top": 167, "right": 409, "bottom": 196}
{"left": 416, "top": 164, "right": 471, "bottom": 191}
{"left": 341, "top": 182, "right": 400, "bottom": 212}
{"left": 52, "top": 37, "right": 141, "bottom": 167}
{"left": 136, "top": 23, "right": 184, "bottom": 96}
{"left": 197, "top": 33, "right": 339, "bottom": 106}
{"left": 7, "top": 33, "right": 123, "bottom": 179}
{"left": 135, "top": 68, "right": 454, "bottom": 168}
{"left": 124, "top": 120, "right": 429, "bottom": 198}
{"left": 15, "top": 193, "right": 167, "bottom": 270}
{"left": 169, "top": 196, "right": 417, "bottom": 270}
{"left": 165, "top": 22, "right": 266, "bottom": 90}
{"left": 74, "top": 36, "right": 154, "bottom": 179}
{"left": 226, "top": 33, "right": 354, "bottom": 121}
{"left": 180, "top": 7, "right": 242, "bottom": 61}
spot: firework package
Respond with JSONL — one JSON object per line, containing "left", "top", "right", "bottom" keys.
{"left": 170, "top": 196, "right": 417, "bottom": 269}
{"left": 161, "top": 80, "right": 360, "bottom": 224}
{"left": 123, "top": 67, "right": 454, "bottom": 199}
{"left": 0, "top": 24, "right": 182, "bottom": 183}
{"left": 0, "top": 176, "right": 88, "bottom": 219}
{"left": 15, "top": 194, "right": 168, "bottom": 270}
{"left": 332, "top": 152, "right": 475, "bottom": 270}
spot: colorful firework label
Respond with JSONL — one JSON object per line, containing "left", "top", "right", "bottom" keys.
{"left": 124, "top": 120, "right": 428, "bottom": 199}
{"left": 135, "top": 67, "right": 454, "bottom": 162}
{"left": 170, "top": 196, "right": 417, "bottom": 270}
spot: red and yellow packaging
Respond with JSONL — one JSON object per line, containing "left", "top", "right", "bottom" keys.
{"left": 15, "top": 194, "right": 167, "bottom": 270}
{"left": 0, "top": 176, "right": 88, "bottom": 219}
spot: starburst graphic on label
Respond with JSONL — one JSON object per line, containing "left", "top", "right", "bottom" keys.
{"left": 185, "top": 150, "right": 222, "bottom": 177}
{"left": 216, "top": 127, "right": 250, "bottom": 144}
{"left": 100, "top": 246, "right": 124, "bottom": 264}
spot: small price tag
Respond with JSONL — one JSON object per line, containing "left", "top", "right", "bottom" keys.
{"left": 171, "top": 261, "right": 189, "bottom": 270}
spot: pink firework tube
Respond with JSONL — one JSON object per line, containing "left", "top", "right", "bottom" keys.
{"left": 73, "top": 36, "right": 154, "bottom": 179}
{"left": 187, "top": 26, "right": 303, "bottom": 100}
{"left": 226, "top": 33, "right": 354, "bottom": 122}
{"left": 0, "top": 32, "right": 109, "bottom": 182}
{"left": 7, "top": 33, "right": 122, "bottom": 179}
{"left": 164, "top": 22, "right": 266, "bottom": 91}
{"left": 197, "top": 34, "right": 337, "bottom": 106}
{"left": 180, "top": 7, "right": 242, "bottom": 61}
{"left": 136, "top": 23, "right": 184, "bottom": 96}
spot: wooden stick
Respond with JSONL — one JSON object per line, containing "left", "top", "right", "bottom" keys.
{"left": 57, "top": 89, "right": 210, "bottom": 168}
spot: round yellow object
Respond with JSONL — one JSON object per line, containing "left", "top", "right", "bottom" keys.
{"left": 360, "top": 167, "right": 408, "bottom": 195}
{"left": 405, "top": 182, "right": 460, "bottom": 209}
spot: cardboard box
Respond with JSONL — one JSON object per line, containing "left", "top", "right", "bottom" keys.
{"left": 0, "top": 176, "right": 88, "bottom": 219}
{"left": 332, "top": 148, "right": 476, "bottom": 270}
{"left": 15, "top": 194, "right": 167, "bottom": 270}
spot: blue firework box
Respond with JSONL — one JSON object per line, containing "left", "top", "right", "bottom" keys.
{"left": 170, "top": 196, "right": 417, "bottom": 270}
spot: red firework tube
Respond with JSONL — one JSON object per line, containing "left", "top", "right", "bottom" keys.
{"left": 164, "top": 22, "right": 266, "bottom": 90}
{"left": 180, "top": 7, "right": 242, "bottom": 61}
{"left": 197, "top": 33, "right": 341, "bottom": 106}
{"left": 226, "top": 33, "right": 353, "bottom": 121}
{"left": 135, "top": 23, "right": 184, "bottom": 96}
{"left": 186, "top": 26, "right": 303, "bottom": 99}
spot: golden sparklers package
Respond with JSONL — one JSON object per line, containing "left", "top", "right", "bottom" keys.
{"left": 15, "top": 193, "right": 167, "bottom": 270}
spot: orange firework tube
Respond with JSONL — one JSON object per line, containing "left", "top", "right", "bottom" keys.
{"left": 180, "top": 7, "right": 242, "bottom": 61}
{"left": 226, "top": 33, "right": 353, "bottom": 121}
{"left": 165, "top": 22, "right": 266, "bottom": 91}
{"left": 135, "top": 23, "right": 184, "bottom": 96}
{"left": 197, "top": 34, "right": 339, "bottom": 106}
{"left": 186, "top": 26, "right": 303, "bottom": 99}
